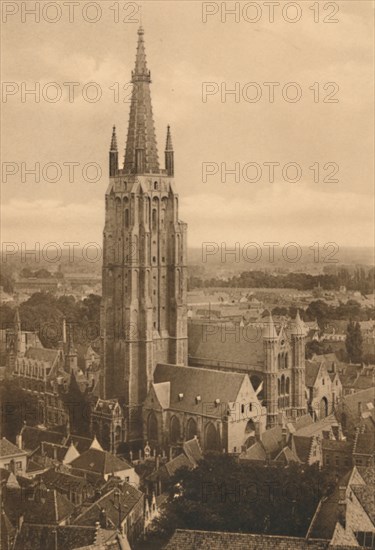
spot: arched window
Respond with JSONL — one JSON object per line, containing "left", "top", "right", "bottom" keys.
{"left": 147, "top": 412, "right": 158, "bottom": 442}
{"left": 186, "top": 418, "right": 197, "bottom": 440}
{"left": 281, "top": 374, "right": 285, "bottom": 395}
{"left": 286, "top": 377, "right": 290, "bottom": 395}
{"left": 284, "top": 352, "right": 288, "bottom": 369}
{"left": 205, "top": 422, "right": 219, "bottom": 451}
{"left": 152, "top": 209, "right": 157, "bottom": 230}
{"left": 124, "top": 209, "right": 129, "bottom": 228}
{"left": 170, "top": 416, "right": 180, "bottom": 444}
{"left": 278, "top": 378, "right": 281, "bottom": 396}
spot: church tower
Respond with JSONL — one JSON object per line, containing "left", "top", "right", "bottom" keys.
{"left": 101, "top": 27, "right": 188, "bottom": 443}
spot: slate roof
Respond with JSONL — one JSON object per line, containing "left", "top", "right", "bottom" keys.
{"left": 20, "top": 425, "right": 66, "bottom": 452}
{"left": 70, "top": 448, "right": 133, "bottom": 477}
{"left": 182, "top": 437, "right": 203, "bottom": 466}
{"left": 292, "top": 435, "right": 313, "bottom": 463}
{"left": 239, "top": 441, "right": 266, "bottom": 462}
{"left": 294, "top": 414, "right": 337, "bottom": 438}
{"left": 305, "top": 362, "right": 321, "bottom": 388}
{"left": 41, "top": 442, "right": 69, "bottom": 462}
{"left": 308, "top": 472, "right": 353, "bottom": 540}
{"left": 66, "top": 434, "right": 93, "bottom": 454}
{"left": 0, "top": 437, "right": 27, "bottom": 458}
{"left": 321, "top": 439, "right": 352, "bottom": 453}
{"left": 353, "top": 427, "right": 375, "bottom": 457}
{"left": 274, "top": 446, "right": 301, "bottom": 464}
{"left": 351, "top": 485, "right": 375, "bottom": 523}
{"left": 294, "top": 414, "right": 314, "bottom": 431}
{"left": 188, "top": 321, "right": 264, "bottom": 368}
{"left": 261, "top": 425, "right": 283, "bottom": 458}
{"left": 73, "top": 481, "right": 143, "bottom": 527}
{"left": 39, "top": 468, "right": 92, "bottom": 494}
{"left": 152, "top": 363, "right": 249, "bottom": 418}
{"left": 23, "top": 488, "right": 75, "bottom": 524}
{"left": 164, "top": 529, "right": 330, "bottom": 549}
{"left": 13, "top": 524, "right": 116, "bottom": 550}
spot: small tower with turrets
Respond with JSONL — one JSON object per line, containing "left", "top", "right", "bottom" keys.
{"left": 263, "top": 312, "right": 279, "bottom": 428}
{"left": 109, "top": 125, "right": 118, "bottom": 177}
{"left": 290, "top": 310, "right": 307, "bottom": 418}
{"left": 165, "top": 125, "right": 174, "bottom": 177}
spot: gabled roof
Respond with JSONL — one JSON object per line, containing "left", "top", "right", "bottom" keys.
{"left": 152, "top": 364, "right": 250, "bottom": 418}
{"left": 0, "top": 437, "right": 27, "bottom": 458}
{"left": 73, "top": 481, "right": 143, "bottom": 527}
{"left": 274, "top": 446, "right": 301, "bottom": 465}
{"left": 239, "top": 441, "right": 266, "bottom": 462}
{"left": 152, "top": 381, "right": 171, "bottom": 409}
{"left": 261, "top": 425, "right": 283, "bottom": 458}
{"left": 39, "top": 468, "right": 92, "bottom": 493}
{"left": 305, "top": 362, "right": 322, "bottom": 388}
{"left": 70, "top": 448, "right": 132, "bottom": 477}
{"left": 182, "top": 438, "right": 203, "bottom": 467}
{"left": 20, "top": 425, "right": 66, "bottom": 452}
{"left": 292, "top": 435, "right": 313, "bottom": 463}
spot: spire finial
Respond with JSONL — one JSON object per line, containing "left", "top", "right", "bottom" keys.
{"left": 165, "top": 125, "right": 173, "bottom": 152}
{"left": 110, "top": 125, "right": 118, "bottom": 151}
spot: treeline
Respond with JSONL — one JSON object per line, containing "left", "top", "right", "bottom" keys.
{"left": 188, "top": 267, "right": 374, "bottom": 293}
{"left": 140, "top": 454, "right": 335, "bottom": 549}
{"left": 0, "top": 292, "right": 101, "bottom": 349}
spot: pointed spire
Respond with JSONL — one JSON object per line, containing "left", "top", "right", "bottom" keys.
{"left": 109, "top": 126, "right": 119, "bottom": 177}
{"left": 291, "top": 310, "right": 306, "bottom": 337}
{"left": 263, "top": 311, "right": 278, "bottom": 340}
{"left": 110, "top": 125, "right": 118, "bottom": 151}
{"left": 165, "top": 125, "right": 173, "bottom": 151}
{"left": 124, "top": 27, "right": 159, "bottom": 175}
{"left": 165, "top": 125, "right": 174, "bottom": 176}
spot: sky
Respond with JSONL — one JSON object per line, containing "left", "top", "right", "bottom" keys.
{"left": 1, "top": 0, "right": 374, "bottom": 254}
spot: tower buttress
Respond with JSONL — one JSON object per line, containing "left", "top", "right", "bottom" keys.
{"left": 290, "top": 310, "right": 307, "bottom": 417}
{"left": 263, "top": 313, "right": 278, "bottom": 428}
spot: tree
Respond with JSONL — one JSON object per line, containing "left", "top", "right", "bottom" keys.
{"left": 141, "top": 454, "right": 334, "bottom": 548}
{"left": 0, "top": 380, "right": 38, "bottom": 441}
{"left": 346, "top": 320, "right": 363, "bottom": 363}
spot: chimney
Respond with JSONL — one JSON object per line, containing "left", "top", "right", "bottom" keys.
{"left": 16, "top": 432, "right": 23, "bottom": 450}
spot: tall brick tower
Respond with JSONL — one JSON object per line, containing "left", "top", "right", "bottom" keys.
{"left": 101, "top": 27, "right": 188, "bottom": 443}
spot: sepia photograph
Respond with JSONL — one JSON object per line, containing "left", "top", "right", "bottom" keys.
{"left": 0, "top": 1, "right": 374, "bottom": 549}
